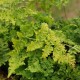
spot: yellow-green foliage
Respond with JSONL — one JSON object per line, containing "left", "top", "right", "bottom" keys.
{"left": 0, "top": 0, "right": 80, "bottom": 80}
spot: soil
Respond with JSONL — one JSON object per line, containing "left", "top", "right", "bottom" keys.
{"left": 62, "top": 0, "right": 80, "bottom": 19}
{"left": 53, "top": 0, "right": 80, "bottom": 19}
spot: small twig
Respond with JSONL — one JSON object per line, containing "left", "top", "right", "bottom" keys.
{"left": 63, "top": 6, "right": 67, "bottom": 20}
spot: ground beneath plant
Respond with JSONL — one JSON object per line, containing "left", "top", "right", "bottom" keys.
{"left": 53, "top": 0, "right": 80, "bottom": 19}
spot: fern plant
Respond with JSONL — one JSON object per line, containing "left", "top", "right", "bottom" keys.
{"left": 0, "top": 0, "right": 80, "bottom": 80}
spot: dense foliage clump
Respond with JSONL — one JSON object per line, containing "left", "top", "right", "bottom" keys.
{"left": 0, "top": 0, "right": 80, "bottom": 80}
